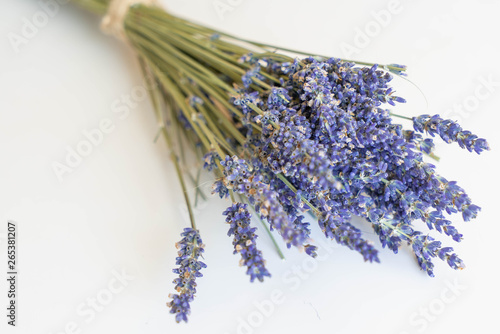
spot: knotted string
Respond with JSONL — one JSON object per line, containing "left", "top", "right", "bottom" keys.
{"left": 100, "top": 0, "right": 159, "bottom": 41}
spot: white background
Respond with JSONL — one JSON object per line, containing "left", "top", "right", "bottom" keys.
{"left": 1, "top": 1, "right": 500, "bottom": 334}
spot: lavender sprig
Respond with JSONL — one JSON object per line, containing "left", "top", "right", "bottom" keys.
{"left": 319, "top": 212, "right": 380, "bottom": 263}
{"left": 224, "top": 203, "right": 271, "bottom": 282}
{"left": 167, "top": 228, "right": 206, "bottom": 323}
{"left": 412, "top": 114, "right": 490, "bottom": 154}
{"left": 216, "top": 156, "right": 315, "bottom": 253}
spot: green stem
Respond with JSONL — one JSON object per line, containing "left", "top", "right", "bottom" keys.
{"left": 162, "top": 126, "right": 197, "bottom": 230}
{"left": 390, "top": 113, "right": 413, "bottom": 121}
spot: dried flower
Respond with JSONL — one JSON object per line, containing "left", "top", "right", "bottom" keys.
{"left": 224, "top": 203, "right": 271, "bottom": 282}
{"left": 167, "top": 228, "right": 206, "bottom": 323}
{"left": 413, "top": 114, "right": 490, "bottom": 154}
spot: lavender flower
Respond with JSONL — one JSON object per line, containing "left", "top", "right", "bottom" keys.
{"left": 403, "top": 130, "right": 435, "bottom": 155}
{"left": 224, "top": 203, "right": 271, "bottom": 282}
{"left": 413, "top": 114, "right": 490, "bottom": 154}
{"left": 410, "top": 232, "right": 465, "bottom": 277}
{"left": 319, "top": 211, "right": 380, "bottom": 262}
{"left": 167, "top": 228, "right": 206, "bottom": 323}
{"left": 217, "top": 156, "right": 315, "bottom": 253}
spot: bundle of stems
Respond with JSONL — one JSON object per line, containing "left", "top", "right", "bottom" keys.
{"left": 72, "top": 0, "right": 489, "bottom": 323}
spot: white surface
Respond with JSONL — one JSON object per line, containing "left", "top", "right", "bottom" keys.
{"left": 1, "top": 1, "right": 500, "bottom": 334}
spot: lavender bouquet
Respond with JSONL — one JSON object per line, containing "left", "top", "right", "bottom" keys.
{"left": 72, "top": 0, "right": 489, "bottom": 323}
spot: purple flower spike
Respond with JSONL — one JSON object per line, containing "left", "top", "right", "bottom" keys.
{"left": 224, "top": 203, "right": 271, "bottom": 282}
{"left": 167, "top": 228, "right": 206, "bottom": 323}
